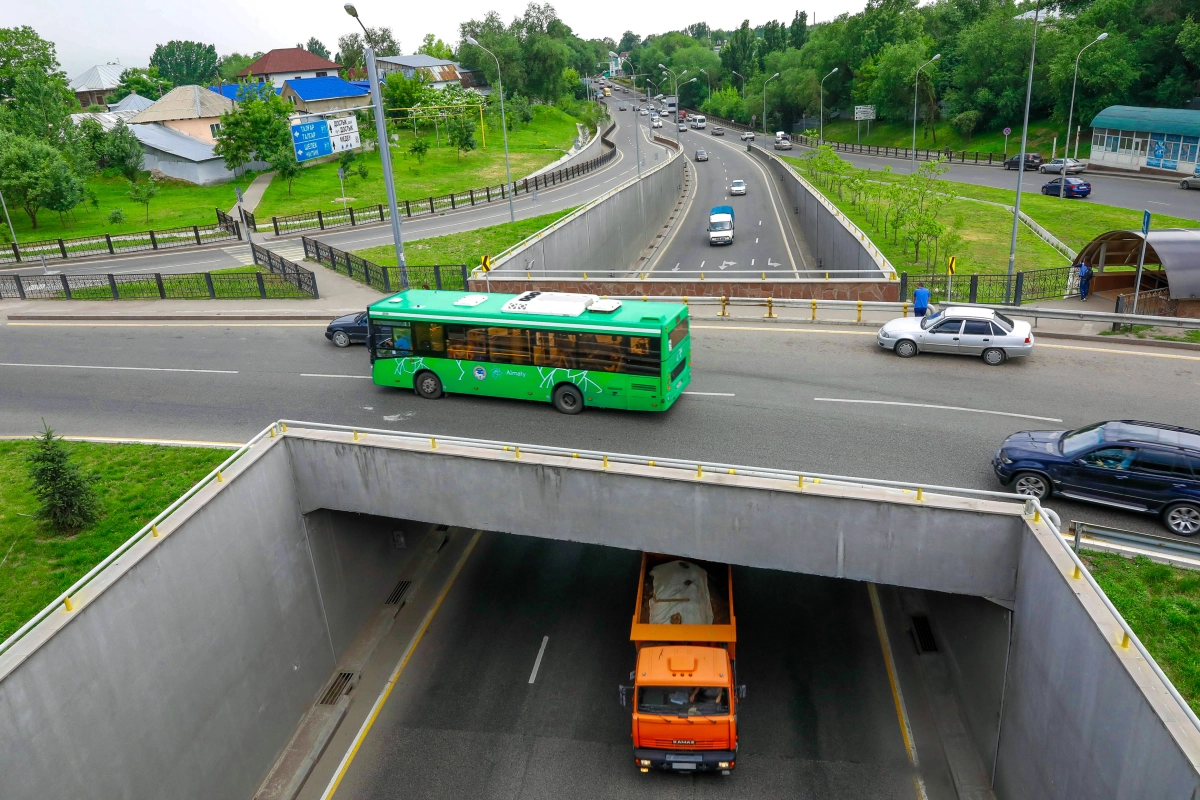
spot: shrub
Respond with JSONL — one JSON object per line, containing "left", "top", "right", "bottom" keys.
{"left": 25, "top": 423, "right": 101, "bottom": 534}
{"left": 107, "top": 207, "right": 126, "bottom": 225}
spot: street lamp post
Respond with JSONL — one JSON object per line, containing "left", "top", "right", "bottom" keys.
{"left": 911, "top": 53, "right": 940, "bottom": 174}
{"left": 466, "top": 36, "right": 514, "bottom": 223}
{"left": 819, "top": 68, "right": 838, "bottom": 142}
{"left": 731, "top": 71, "right": 745, "bottom": 100}
{"left": 764, "top": 72, "right": 780, "bottom": 135}
{"left": 658, "top": 64, "right": 690, "bottom": 141}
{"left": 345, "top": 3, "right": 406, "bottom": 278}
{"left": 699, "top": 68, "right": 711, "bottom": 103}
{"left": 1006, "top": 0, "right": 1044, "bottom": 302}
{"left": 610, "top": 53, "right": 647, "bottom": 176}
{"left": 1060, "top": 32, "right": 1107, "bottom": 199}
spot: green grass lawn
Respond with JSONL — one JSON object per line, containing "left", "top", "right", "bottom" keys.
{"left": 0, "top": 439, "right": 230, "bottom": 641}
{"left": 9, "top": 170, "right": 261, "bottom": 244}
{"left": 256, "top": 106, "right": 582, "bottom": 219}
{"left": 819, "top": 117, "right": 1088, "bottom": 159}
{"left": 1085, "top": 553, "right": 1200, "bottom": 714}
{"left": 355, "top": 207, "right": 577, "bottom": 268}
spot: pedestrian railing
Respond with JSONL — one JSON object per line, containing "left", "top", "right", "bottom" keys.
{"left": 300, "top": 235, "right": 466, "bottom": 294}
{"left": 1115, "top": 286, "right": 1172, "bottom": 317}
{"left": 249, "top": 243, "right": 319, "bottom": 298}
{"left": 0, "top": 267, "right": 314, "bottom": 300}
{"left": 903, "top": 265, "right": 1079, "bottom": 305}
{"left": 1, "top": 209, "right": 242, "bottom": 265}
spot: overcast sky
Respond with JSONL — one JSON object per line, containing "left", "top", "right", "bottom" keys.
{"left": 7, "top": 0, "right": 868, "bottom": 79}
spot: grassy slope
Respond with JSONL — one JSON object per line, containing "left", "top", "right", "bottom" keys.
{"left": 820, "top": 118, "right": 1088, "bottom": 158}
{"left": 256, "top": 106, "right": 581, "bottom": 219}
{"left": 356, "top": 207, "right": 577, "bottom": 268}
{"left": 9, "top": 171, "right": 262, "bottom": 244}
{"left": 1086, "top": 553, "right": 1200, "bottom": 714}
{"left": 0, "top": 440, "right": 229, "bottom": 641}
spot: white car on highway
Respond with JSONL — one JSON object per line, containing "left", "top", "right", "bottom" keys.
{"left": 651, "top": 118, "right": 663, "bottom": 128}
{"left": 639, "top": 107, "right": 649, "bottom": 115}
{"left": 740, "top": 131, "right": 755, "bottom": 141}
{"left": 730, "top": 180, "right": 747, "bottom": 195}
{"left": 877, "top": 307, "right": 1034, "bottom": 365}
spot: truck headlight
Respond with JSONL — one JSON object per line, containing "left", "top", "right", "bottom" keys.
{"left": 639, "top": 759, "right": 651, "bottom": 767}
{"left": 718, "top": 761, "right": 730, "bottom": 769}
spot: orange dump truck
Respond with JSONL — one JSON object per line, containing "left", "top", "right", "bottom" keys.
{"left": 621, "top": 553, "right": 743, "bottom": 775}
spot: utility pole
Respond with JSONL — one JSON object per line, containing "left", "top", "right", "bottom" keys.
{"left": 1005, "top": 0, "right": 1043, "bottom": 304}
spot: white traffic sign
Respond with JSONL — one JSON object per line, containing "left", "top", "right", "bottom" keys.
{"left": 854, "top": 105, "right": 876, "bottom": 121}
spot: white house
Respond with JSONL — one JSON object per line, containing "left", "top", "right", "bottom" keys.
{"left": 238, "top": 48, "right": 341, "bottom": 86}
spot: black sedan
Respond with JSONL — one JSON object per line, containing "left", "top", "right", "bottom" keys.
{"left": 1041, "top": 176, "right": 1092, "bottom": 198}
{"left": 695, "top": 150, "right": 709, "bottom": 161}
{"left": 992, "top": 420, "right": 1200, "bottom": 535}
{"left": 325, "top": 311, "right": 368, "bottom": 347}
{"left": 1003, "top": 153, "right": 1043, "bottom": 170}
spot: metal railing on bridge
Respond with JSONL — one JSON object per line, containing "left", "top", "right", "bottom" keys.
{"left": 301, "top": 235, "right": 467, "bottom": 293}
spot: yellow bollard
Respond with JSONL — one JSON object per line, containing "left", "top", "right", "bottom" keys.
{"left": 811, "top": 298, "right": 817, "bottom": 322}
{"left": 916, "top": 486, "right": 923, "bottom": 502}
{"left": 152, "top": 524, "right": 160, "bottom": 538}
{"left": 700, "top": 273, "right": 705, "bottom": 280}
{"left": 1033, "top": 509, "right": 1041, "bottom": 523}
{"left": 857, "top": 301, "right": 862, "bottom": 323}
{"left": 696, "top": 464, "right": 704, "bottom": 478}
{"left": 814, "top": 478, "right": 821, "bottom": 484}
{"left": 583, "top": 272, "right": 588, "bottom": 280}
{"left": 797, "top": 475, "right": 804, "bottom": 490}
{"left": 648, "top": 460, "right": 656, "bottom": 466}
{"left": 602, "top": 455, "right": 609, "bottom": 468}
{"left": 503, "top": 446, "right": 510, "bottom": 451}
{"left": 765, "top": 297, "right": 777, "bottom": 319}
{"left": 718, "top": 296, "right": 729, "bottom": 316}
{"left": 1072, "top": 565, "right": 1081, "bottom": 580}
{"left": 281, "top": 422, "right": 288, "bottom": 432}
{"left": 642, "top": 295, "right": 648, "bottom": 301}
{"left": 216, "top": 471, "right": 223, "bottom": 483}
{"left": 572, "top": 452, "right": 579, "bottom": 458}
{"left": 728, "top": 468, "right": 736, "bottom": 475}
{"left": 683, "top": 296, "right": 689, "bottom": 306}
{"left": 515, "top": 446, "right": 521, "bottom": 459}
{"left": 269, "top": 427, "right": 276, "bottom": 438}
{"left": 1121, "top": 632, "right": 1131, "bottom": 649}
{"left": 902, "top": 301, "right": 909, "bottom": 318}
{"left": 353, "top": 430, "right": 359, "bottom": 441}
{"left": 825, "top": 272, "right": 829, "bottom": 280}
{"left": 63, "top": 597, "right": 74, "bottom": 612}
{"left": 430, "top": 437, "right": 437, "bottom": 449}
{"left": 761, "top": 272, "right": 766, "bottom": 280}
{"left": 526, "top": 271, "right": 531, "bottom": 279}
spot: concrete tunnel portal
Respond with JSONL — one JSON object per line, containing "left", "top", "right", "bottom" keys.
{"left": 1, "top": 425, "right": 1198, "bottom": 800}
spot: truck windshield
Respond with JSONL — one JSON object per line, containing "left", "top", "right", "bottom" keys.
{"left": 638, "top": 686, "right": 729, "bottom": 716}
{"left": 711, "top": 220, "right": 732, "bottom": 231}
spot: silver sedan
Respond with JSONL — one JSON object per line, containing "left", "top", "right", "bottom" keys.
{"left": 876, "top": 307, "right": 1034, "bottom": 365}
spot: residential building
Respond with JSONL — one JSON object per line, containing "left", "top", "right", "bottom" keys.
{"left": 280, "top": 76, "right": 368, "bottom": 114}
{"left": 130, "top": 124, "right": 265, "bottom": 186}
{"left": 108, "top": 93, "right": 154, "bottom": 113}
{"left": 238, "top": 48, "right": 341, "bottom": 85}
{"left": 374, "top": 54, "right": 490, "bottom": 93}
{"left": 69, "top": 64, "right": 124, "bottom": 108}
{"left": 129, "top": 85, "right": 234, "bottom": 144}
{"left": 70, "top": 110, "right": 139, "bottom": 132}
{"left": 208, "top": 82, "right": 281, "bottom": 102}
{"left": 1088, "top": 105, "right": 1200, "bottom": 177}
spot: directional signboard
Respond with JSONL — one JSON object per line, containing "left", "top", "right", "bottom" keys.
{"left": 854, "top": 105, "right": 876, "bottom": 121}
{"left": 291, "top": 116, "right": 361, "bottom": 163}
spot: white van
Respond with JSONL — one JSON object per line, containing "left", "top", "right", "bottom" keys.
{"left": 691, "top": 115, "right": 707, "bottom": 129}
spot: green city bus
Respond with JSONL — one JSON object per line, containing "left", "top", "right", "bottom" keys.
{"left": 366, "top": 290, "right": 691, "bottom": 413}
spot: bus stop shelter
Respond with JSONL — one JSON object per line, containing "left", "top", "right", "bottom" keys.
{"left": 1075, "top": 228, "right": 1200, "bottom": 315}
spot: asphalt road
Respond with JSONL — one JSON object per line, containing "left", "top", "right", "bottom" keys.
{"left": 807, "top": 146, "right": 1200, "bottom": 222}
{"left": 326, "top": 532, "right": 955, "bottom": 800}
{"left": 2, "top": 319, "right": 1195, "bottom": 539}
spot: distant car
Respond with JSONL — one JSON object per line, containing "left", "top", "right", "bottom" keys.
{"left": 730, "top": 179, "right": 747, "bottom": 195}
{"left": 1039, "top": 158, "right": 1085, "bottom": 174}
{"left": 325, "top": 311, "right": 368, "bottom": 347}
{"left": 740, "top": 131, "right": 755, "bottom": 141}
{"left": 695, "top": 150, "right": 708, "bottom": 161}
{"left": 651, "top": 118, "right": 663, "bottom": 128}
{"left": 711, "top": 126, "right": 724, "bottom": 136}
{"left": 992, "top": 420, "right": 1200, "bottom": 536}
{"left": 1041, "top": 176, "right": 1091, "bottom": 198}
{"left": 1004, "top": 153, "right": 1044, "bottom": 170}
{"left": 1182, "top": 165, "right": 1200, "bottom": 190}
{"left": 877, "top": 307, "right": 1033, "bottom": 366}
{"left": 639, "top": 107, "right": 649, "bottom": 116}
{"left": 774, "top": 138, "right": 793, "bottom": 150}
{"left": 618, "top": 104, "right": 627, "bottom": 111}
{"left": 678, "top": 123, "right": 687, "bottom": 132}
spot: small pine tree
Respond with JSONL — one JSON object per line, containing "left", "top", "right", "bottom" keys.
{"left": 25, "top": 423, "right": 100, "bottom": 533}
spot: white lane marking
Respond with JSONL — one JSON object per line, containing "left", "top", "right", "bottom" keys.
{"left": 700, "top": 261, "right": 705, "bottom": 268}
{"left": 0, "top": 362, "right": 238, "bottom": 374}
{"left": 684, "top": 391, "right": 736, "bottom": 397}
{"left": 759, "top": 220, "right": 762, "bottom": 225}
{"left": 813, "top": 397, "right": 1062, "bottom": 422}
{"left": 301, "top": 373, "right": 372, "bottom": 380}
{"left": 1039, "top": 343, "right": 1200, "bottom": 361}
{"left": 751, "top": 258, "right": 755, "bottom": 266}
{"left": 528, "top": 635, "right": 550, "bottom": 684}
{"left": 1146, "top": 201, "right": 1170, "bottom": 206}
{"left": 756, "top": 238, "right": 759, "bottom": 244}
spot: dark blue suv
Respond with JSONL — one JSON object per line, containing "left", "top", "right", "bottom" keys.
{"left": 993, "top": 420, "right": 1200, "bottom": 536}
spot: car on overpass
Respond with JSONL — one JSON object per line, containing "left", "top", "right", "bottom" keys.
{"left": 993, "top": 420, "right": 1200, "bottom": 536}
{"left": 695, "top": 150, "right": 709, "bottom": 162}
{"left": 1039, "top": 158, "right": 1086, "bottom": 174}
{"left": 1004, "top": 152, "right": 1044, "bottom": 170}
{"left": 740, "top": 131, "right": 755, "bottom": 141}
{"left": 876, "top": 307, "right": 1033, "bottom": 365}
{"left": 325, "top": 312, "right": 368, "bottom": 347}
{"left": 730, "top": 179, "right": 746, "bottom": 195}
{"left": 1041, "top": 176, "right": 1092, "bottom": 198}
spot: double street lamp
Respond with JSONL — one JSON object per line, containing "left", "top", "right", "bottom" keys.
{"left": 658, "top": 64, "right": 693, "bottom": 141}
{"left": 466, "top": 36, "right": 514, "bottom": 222}
{"left": 819, "top": 68, "right": 838, "bottom": 142}
{"left": 764, "top": 72, "right": 780, "bottom": 135}
{"left": 731, "top": 70, "right": 745, "bottom": 100}
{"left": 1006, "top": 0, "right": 1045, "bottom": 301}
{"left": 1060, "top": 32, "right": 1107, "bottom": 199}
{"left": 911, "top": 53, "right": 940, "bottom": 174}
{"left": 610, "top": 51, "right": 646, "bottom": 175}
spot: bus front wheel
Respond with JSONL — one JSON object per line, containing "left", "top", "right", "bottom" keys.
{"left": 553, "top": 383, "right": 584, "bottom": 415}
{"left": 415, "top": 370, "right": 443, "bottom": 399}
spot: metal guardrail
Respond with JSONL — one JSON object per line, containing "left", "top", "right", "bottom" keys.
{"left": 1068, "top": 520, "right": 1200, "bottom": 565}
{"left": 2, "top": 420, "right": 1197, "bottom": 737}
{"left": 1, "top": 210, "right": 241, "bottom": 265}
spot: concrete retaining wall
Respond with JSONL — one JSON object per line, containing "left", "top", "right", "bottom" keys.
{"left": 468, "top": 277, "right": 900, "bottom": 300}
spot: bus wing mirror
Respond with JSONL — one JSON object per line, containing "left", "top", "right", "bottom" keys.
{"left": 737, "top": 684, "right": 747, "bottom": 700}
{"left": 619, "top": 685, "right": 631, "bottom": 708}
{"left": 630, "top": 671, "right": 636, "bottom": 681}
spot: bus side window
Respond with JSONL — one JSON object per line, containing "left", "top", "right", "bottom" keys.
{"left": 577, "top": 333, "right": 625, "bottom": 372}
{"left": 533, "top": 331, "right": 578, "bottom": 368}
{"left": 375, "top": 324, "right": 412, "bottom": 358}
{"left": 625, "top": 336, "right": 661, "bottom": 377}
{"left": 413, "top": 322, "right": 446, "bottom": 355}
{"left": 668, "top": 315, "right": 689, "bottom": 351}
{"left": 488, "top": 327, "right": 532, "bottom": 365}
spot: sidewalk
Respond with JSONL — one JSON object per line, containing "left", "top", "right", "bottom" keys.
{"left": 228, "top": 171, "right": 275, "bottom": 216}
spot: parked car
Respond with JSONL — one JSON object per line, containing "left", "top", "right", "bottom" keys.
{"left": 992, "top": 420, "right": 1200, "bottom": 536}
{"left": 1041, "top": 176, "right": 1092, "bottom": 198}
{"left": 325, "top": 312, "right": 368, "bottom": 347}
{"left": 774, "top": 138, "right": 793, "bottom": 150}
{"left": 678, "top": 123, "right": 687, "bottom": 132}
{"left": 876, "top": 307, "right": 1033, "bottom": 365}
{"left": 1181, "top": 164, "right": 1200, "bottom": 190}
{"left": 730, "top": 179, "right": 747, "bottom": 195}
{"left": 740, "top": 131, "right": 755, "bottom": 141}
{"left": 711, "top": 126, "right": 725, "bottom": 136}
{"left": 1004, "top": 153, "right": 1044, "bottom": 170}
{"left": 1039, "top": 158, "right": 1085, "bottom": 174}
{"left": 651, "top": 118, "right": 663, "bottom": 128}
{"left": 695, "top": 150, "right": 709, "bottom": 162}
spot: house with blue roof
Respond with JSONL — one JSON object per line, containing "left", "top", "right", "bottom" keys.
{"left": 209, "top": 82, "right": 282, "bottom": 102}
{"left": 1088, "top": 105, "right": 1200, "bottom": 178}
{"left": 280, "top": 76, "right": 368, "bottom": 114}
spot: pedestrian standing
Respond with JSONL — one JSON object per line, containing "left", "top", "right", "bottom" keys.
{"left": 913, "top": 282, "right": 931, "bottom": 318}
{"left": 1077, "top": 261, "right": 1093, "bottom": 301}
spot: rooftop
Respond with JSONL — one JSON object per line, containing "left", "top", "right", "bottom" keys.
{"left": 1090, "top": 105, "right": 1200, "bottom": 138}
{"left": 107, "top": 92, "right": 154, "bottom": 112}
{"left": 130, "top": 123, "right": 219, "bottom": 162}
{"left": 239, "top": 48, "right": 340, "bottom": 77}
{"left": 376, "top": 54, "right": 456, "bottom": 68}
{"left": 129, "top": 85, "right": 234, "bottom": 123}
{"left": 209, "top": 82, "right": 281, "bottom": 101}
{"left": 284, "top": 76, "right": 368, "bottom": 102}
{"left": 69, "top": 64, "right": 124, "bottom": 92}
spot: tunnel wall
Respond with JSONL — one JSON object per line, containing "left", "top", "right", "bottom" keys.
{"left": 993, "top": 527, "right": 1200, "bottom": 799}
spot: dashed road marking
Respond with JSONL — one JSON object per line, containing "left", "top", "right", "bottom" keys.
{"left": 813, "top": 397, "right": 1063, "bottom": 422}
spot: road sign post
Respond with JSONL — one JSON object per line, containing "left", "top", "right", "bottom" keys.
{"left": 1003, "top": 127, "right": 1012, "bottom": 157}
{"left": 947, "top": 256, "right": 956, "bottom": 302}
{"left": 854, "top": 106, "right": 875, "bottom": 143}
{"left": 1132, "top": 210, "right": 1151, "bottom": 317}
{"left": 337, "top": 167, "right": 347, "bottom": 212}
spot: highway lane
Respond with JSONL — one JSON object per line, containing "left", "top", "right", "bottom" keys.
{"left": 1, "top": 320, "right": 1196, "bottom": 538}
{"left": 800, "top": 146, "right": 1200, "bottom": 222}
{"left": 319, "top": 533, "right": 955, "bottom": 800}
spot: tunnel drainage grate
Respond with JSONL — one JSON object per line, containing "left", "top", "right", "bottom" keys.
{"left": 385, "top": 580, "right": 412, "bottom": 605}
{"left": 910, "top": 615, "right": 938, "bottom": 654}
{"left": 434, "top": 524, "right": 449, "bottom": 532}
{"left": 318, "top": 672, "right": 355, "bottom": 705}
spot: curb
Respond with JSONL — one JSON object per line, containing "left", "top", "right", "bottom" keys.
{"left": 5, "top": 312, "right": 350, "bottom": 322}
{"left": 1032, "top": 329, "right": 1200, "bottom": 351}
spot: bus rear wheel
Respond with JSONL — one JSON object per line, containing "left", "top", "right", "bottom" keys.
{"left": 414, "top": 370, "right": 443, "bottom": 399}
{"left": 553, "top": 383, "right": 584, "bottom": 414}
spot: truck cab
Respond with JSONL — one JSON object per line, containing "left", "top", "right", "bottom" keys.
{"left": 708, "top": 205, "right": 734, "bottom": 245}
{"left": 623, "top": 554, "right": 742, "bottom": 775}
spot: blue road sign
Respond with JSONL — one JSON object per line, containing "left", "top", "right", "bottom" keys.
{"left": 295, "top": 137, "right": 333, "bottom": 161}
{"left": 291, "top": 120, "right": 334, "bottom": 162}
{"left": 1142, "top": 210, "right": 1151, "bottom": 235}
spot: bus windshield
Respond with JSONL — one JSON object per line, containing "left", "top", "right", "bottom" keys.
{"left": 638, "top": 686, "right": 729, "bottom": 716}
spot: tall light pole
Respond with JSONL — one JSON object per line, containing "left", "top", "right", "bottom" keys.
{"left": 699, "top": 68, "right": 711, "bottom": 103}
{"left": 911, "top": 53, "right": 940, "bottom": 174}
{"left": 345, "top": 3, "right": 406, "bottom": 277}
{"left": 466, "top": 36, "right": 514, "bottom": 223}
{"left": 731, "top": 70, "right": 745, "bottom": 99}
{"left": 1061, "top": 32, "right": 1107, "bottom": 199}
{"left": 764, "top": 72, "right": 780, "bottom": 134}
{"left": 1006, "top": 0, "right": 1044, "bottom": 302}
{"left": 819, "top": 68, "right": 838, "bottom": 142}
{"left": 659, "top": 64, "right": 689, "bottom": 140}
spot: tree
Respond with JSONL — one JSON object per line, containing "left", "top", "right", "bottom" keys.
{"left": 408, "top": 137, "right": 430, "bottom": 163}
{"left": 6, "top": 59, "right": 76, "bottom": 143}
{"left": 150, "top": 40, "right": 219, "bottom": 86}
{"left": 78, "top": 116, "right": 108, "bottom": 167}
{"left": 382, "top": 70, "right": 431, "bottom": 121}
{"left": 106, "top": 120, "right": 144, "bottom": 181}
{"left": 127, "top": 178, "right": 158, "bottom": 223}
{"left": 44, "top": 157, "right": 84, "bottom": 228}
{"left": 213, "top": 87, "right": 291, "bottom": 173}
{"left": 303, "top": 37, "right": 331, "bottom": 60}
{"left": 952, "top": 109, "right": 981, "bottom": 140}
{"left": 0, "top": 134, "right": 74, "bottom": 229}
{"left": 789, "top": 11, "right": 809, "bottom": 50}
{"left": 686, "top": 22, "right": 710, "bottom": 41}
{"left": 450, "top": 115, "right": 477, "bottom": 159}
{"left": 216, "top": 52, "right": 259, "bottom": 82}
{"left": 336, "top": 27, "right": 400, "bottom": 70}
{"left": 26, "top": 423, "right": 100, "bottom": 534}
{"left": 720, "top": 20, "right": 756, "bottom": 78}
{"left": 418, "top": 34, "right": 455, "bottom": 60}
{"left": 0, "top": 26, "right": 60, "bottom": 102}
{"left": 269, "top": 146, "right": 301, "bottom": 194}
{"left": 106, "top": 67, "right": 172, "bottom": 103}
{"left": 618, "top": 31, "right": 641, "bottom": 53}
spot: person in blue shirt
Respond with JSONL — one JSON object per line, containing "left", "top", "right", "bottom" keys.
{"left": 913, "top": 282, "right": 931, "bottom": 318}
{"left": 1077, "top": 261, "right": 1093, "bottom": 301}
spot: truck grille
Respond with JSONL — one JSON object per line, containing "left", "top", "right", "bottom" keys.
{"left": 648, "top": 739, "right": 726, "bottom": 750}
